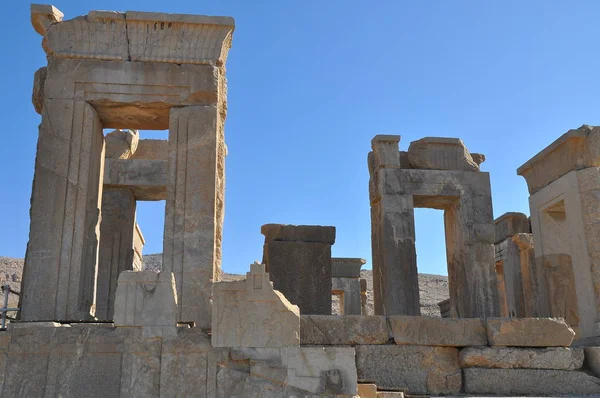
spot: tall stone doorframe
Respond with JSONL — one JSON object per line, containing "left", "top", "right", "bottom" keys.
{"left": 368, "top": 135, "right": 500, "bottom": 319}
{"left": 20, "top": 5, "right": 234, "bottom": 329}
{"left": 518, "top": 125, "right": 600, "bottom": 338}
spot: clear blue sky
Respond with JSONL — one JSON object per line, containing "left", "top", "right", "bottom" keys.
{"left": 2, "top": 1, "right": 600, "bottom": 276}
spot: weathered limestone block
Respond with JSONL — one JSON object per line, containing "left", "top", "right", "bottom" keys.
{"left": 460, "top": 346, "right": 584, "bottom": 370}
{"left": 126, "top": 12, "right": 234, "bottom": 65}
{"left": 261, "top": 223, "right": 336, "bottom": 244}
{"left": 332, "top": 258, "right": 365, "bottom": 278}
{"left": 494, "top": 212, "right": 529, "bottom": 243}
{"left": 32, "top": 66, "right": 46, "bottom": 114}
{"left": 512, "top": 232, "right": 540, "bottom": 317}
{"left": 160, "top": 327, "right": 225, "bottom": 398}
{"left": 262, "top": 224, "right": 335, "bottom": 315}
{"left": 163, "top": 105, "right": 225, "bottom": 328}
{"left": 212, "top": 263, "right": 300, "bottom": 348}
{"left": 43, "top": 58, "right": 221, "bottom": 130}
{"left": 360, "top": 278, "right": 368, "bottom": 315}
{"left": 20, "top": 100, "right": 105, "bottom": 321}
{"left": 463, "top": 368, "right": 600, "bottom": 396}
{"left": 113, "top": 271, "right": 178, "bottom": 327}
{"left": 389, "top": 316, "right": 487, "bottom": 346}
{"left": 130, "top": 139, "right": 169, "bottom": 161}
{"left": 407, "top": 137, "right": 480, "bottom": 171}
{"left": 486, "top": 318, "right": 575, "bottom": 347}
{"left": 96, "top": 188, "right": 137, "bottom": 321}
{"left": 104, "top": 129, "right": 139, "bottom": 159}
{"left": 45, "top": 11, "right": 129, "bottom": 60}
{"left": 358, "top": 384, "right": 377, "bottom": 398}
{"left": 518, "top": 124, "right": 600, "bottom": 194}
{"left": 300, "top": 315, "right": 389, "bottom": 345}
{"left": 132, "top": 223, "right": 145, "bottom": 271}
{"left": 287, "top": 347, "right": 357, "bottom": 396}
{"left": 103, "top": 158, "right": 167, "bottom": 201}
{"left": 332, "top": 278, "right": 362, "bottom": 315}
{"left": 355, "top": 345, "right": 461, "bottom": 395}
{"left": 585, "top": 347, "right": 600, "bottom": 378}
{"left": 31, "top": 4, "right": 64, "bottom": 36}
{"left": 370, "top": 135, "right": 401, "bottom": 170}
{"left": 438, "top": 298, "right": 451, "bottom": 318}
{"left": 376, "top": 393, "right": 405, "bottom": 398}
{"left": 220, "top": 346, "right": 357, "bottom": 396}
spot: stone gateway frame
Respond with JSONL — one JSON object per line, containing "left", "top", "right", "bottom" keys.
{"left": 368, "top": 135, "right": 500, "bottom": 319}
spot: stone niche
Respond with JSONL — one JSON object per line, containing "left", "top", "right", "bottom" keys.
{"left": 368, "top": 135, "right": 500, "bottom": 319}
{"left": 518, "top": 125, "right": 600, "bottom": 338}
{"left": 20, "top": 5, "right": 234, "bottom": 330}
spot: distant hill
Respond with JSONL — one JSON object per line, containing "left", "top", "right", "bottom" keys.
{"left": 0, "top": 254, "right": 449, "bottom": 317}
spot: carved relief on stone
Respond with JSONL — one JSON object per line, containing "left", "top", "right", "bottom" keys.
{"left": 544, "top": 254, "right": 580, "bottom": 330}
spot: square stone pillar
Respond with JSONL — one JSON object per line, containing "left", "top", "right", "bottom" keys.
{"left": 512, "top": 233, "right": 539, "bottom": 317}
{"left": 95, "top": 188, "right": 139, "bottom": 321}
{"left": 20, "top": 100, "right": 105, "bottom": 321}
{"left": 261, "top": 224, "right": 336, "bottom": 315}
{"left": 360, "top": 278, "right": 368, "bottom": 315}
{"left": 163, "top": 105, "right": 225, "bottom": 329}
{"left": 518, "top": 125, "right": 600, "bottom": 338}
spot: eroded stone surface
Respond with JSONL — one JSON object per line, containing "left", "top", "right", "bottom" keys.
{"left": 486, "top": 318, "right": 575, "bottom": 347}
{"left": 355, "top": 345, "right": 461, "bottom": 395}
{"left": 459, "top": 346, "right": 584, "bottom": 370}
{"left": 212, "top": 263, "right": 300, "bottom": 348}
{"left": 585, "top": 347, "right": 600, "bottom": 378}
{"left": 105, "top": 129, "right": 139, "bottom": 159}
{"left": 261, "top": 224, "right": 336, "bottom": 244}
{"left": 331, "top": 258, "right": 365, "bottom": 278}
{"left": 113, "top": 271, "right": 178, "bottom": 327}
{"left": 389, "top": 316, "right": 487, "bottom": 346}
{"left": 300, "top": 315, "right": 389, "bottom": 345}
{"left": 464, "top": 368, "right": 600, "bottom": 396}
{"left": 407, "top": 137, "right": 480, "bottom": 171}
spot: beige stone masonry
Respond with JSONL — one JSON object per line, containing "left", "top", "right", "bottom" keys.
{"left": 211, "top": 263, "right": 300, "bottom": 348}
{"left": 355, "top": 345, "right": 461, "bottom": 395}
{"left": 518, "top": 124, "right": 600, "bottom": 194}
{"left": 389, "top": 316, "right": 487, "bottom": 346}
{"left": 464, "top": 368, "right": 600, "bottom": 396}
{"left": 103, "top": 158, "right": 167, "bottom": 201}
{"left": 486, "top": 317, "right": 575, "bottom": 347}
{"left": 113, "top": 271, "right": 178, "bottom": 327}
{"left": 300, "top": 315, "right": 389, "bottom": 345}
{"left": 460, "top": 346, "right": 584, "bottom": 370}
{"left": 407, "top": 137, "right": 480, "bottom": 171}
{"left": 35, "top": 6, "right": 234, "bottom": 66}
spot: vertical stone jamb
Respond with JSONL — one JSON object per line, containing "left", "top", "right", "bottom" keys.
{"left": 95, "top": 188, "right": 137, "bottom": 321}
{"left": 369, "top": 135, "right": 420, "bottom": 316}
{"left": 164, "top": 104, "right": 223, "bottom": 328}
{"left": 20, "top": 100, "right": 105, "bottom": 321}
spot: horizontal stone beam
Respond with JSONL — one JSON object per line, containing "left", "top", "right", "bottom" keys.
{"left": 104, "top": 158, "right": 167, "bottom": 200}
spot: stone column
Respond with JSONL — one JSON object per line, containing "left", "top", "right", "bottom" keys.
{"left": 368, "top": 135, "right": 421, "bottom": 316}
{"left": 95, "top": 188, "right": 138, "bottom": 321}
{"left": 261, "top": 224, "right": 335, "bottom": 315}
{"left": 163, "top": 105, "right": 225, "bottom": 329}
{"left": 20, "top": 100, "right": 105, "bottom": 321}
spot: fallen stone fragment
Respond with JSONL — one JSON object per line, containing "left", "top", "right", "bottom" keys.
{"left": 459, "top": 346, "right": 583, "bottom": 370}
{"left": 389, "top": 316, "right": 486, "bottom": 346}
{"left": 486, "top": 317, "right": 575, "bottom": 347}
{"left": 463, "top": 368, "right": 600, "bottom": 396}
{"left": 300, "top": 315, "right": 389, "bottom": 345}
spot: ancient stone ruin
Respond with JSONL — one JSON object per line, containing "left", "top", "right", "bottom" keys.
{"left": 3, "top": 4, "right": 600, "bottom": 397}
